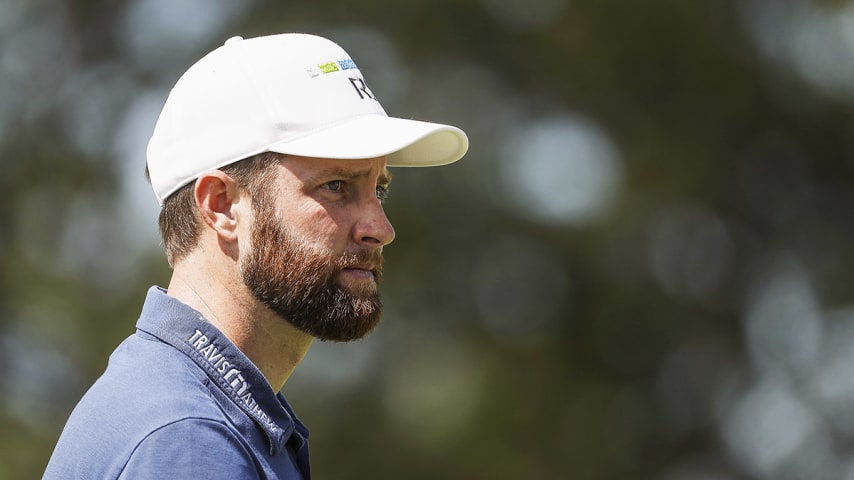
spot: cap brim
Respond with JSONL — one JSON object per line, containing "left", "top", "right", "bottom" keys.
{"left": 267, "top": 114, "right": 468, "bottom": 166}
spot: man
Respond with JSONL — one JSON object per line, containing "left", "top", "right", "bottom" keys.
{"left": 44, "top": 33, "right": 468, "bottom": 479}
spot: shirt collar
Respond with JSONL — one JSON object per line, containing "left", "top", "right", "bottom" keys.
{"left": 135, "top": 286, "right": 307, "bottom": 455}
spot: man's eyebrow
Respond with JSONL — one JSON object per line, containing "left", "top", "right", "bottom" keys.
{"left": 310, "top": 166, "right": 393, "bottom": 184}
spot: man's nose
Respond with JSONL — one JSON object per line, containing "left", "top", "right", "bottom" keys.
{"left": 353, "top": 198, "right": 395, "bottom": 247}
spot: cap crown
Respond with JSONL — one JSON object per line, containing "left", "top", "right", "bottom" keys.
{"left": 147, "top": 34, "right": 386, "bottom": 202}
{"left": 146, "top": 33, "right": 469, "bottom": 205}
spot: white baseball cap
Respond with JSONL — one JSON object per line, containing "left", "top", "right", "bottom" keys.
{"left": 146, "top": 33, "right": 469, "bottom": 205}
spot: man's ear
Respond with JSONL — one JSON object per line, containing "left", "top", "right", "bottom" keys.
{"left": 194, "top": 170, "right": 242, "bottom": 242}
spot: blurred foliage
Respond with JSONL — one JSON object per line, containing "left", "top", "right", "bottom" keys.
{"left": 4, "top": 0, "right": 854, "bottom": 479}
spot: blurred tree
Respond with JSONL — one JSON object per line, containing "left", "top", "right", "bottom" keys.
{"left": 3, "top": 0, "right": 854, "bottom": 479}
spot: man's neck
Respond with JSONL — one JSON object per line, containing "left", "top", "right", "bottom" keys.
{"left": 166, "top": 264, "right": 314, "bottom": 393}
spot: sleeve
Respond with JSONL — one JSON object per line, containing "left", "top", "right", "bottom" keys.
{"left": 118, "top": 418, "right": 260, "bottom": 479}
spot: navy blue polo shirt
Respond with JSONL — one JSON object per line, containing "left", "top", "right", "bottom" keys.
{"left": 44, "top": 287, "right": 311, "bottom": 479}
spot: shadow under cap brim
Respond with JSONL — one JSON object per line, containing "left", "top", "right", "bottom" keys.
{"left": 266, "top": 114, "right": 469, "bottom": 166}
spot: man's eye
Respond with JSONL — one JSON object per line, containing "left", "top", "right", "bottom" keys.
{"left": 376, "top": 185, "right": 390, "bottom": 202}
{"left": 323, "top": 180, "right": 344, "bottom": 192}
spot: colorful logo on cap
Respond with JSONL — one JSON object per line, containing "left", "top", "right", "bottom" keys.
{"left": 307, "top": 59, "right": 359, "bottom": 78}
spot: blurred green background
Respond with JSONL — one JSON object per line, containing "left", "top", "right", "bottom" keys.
{"left": 4, "top": 0, "right": 854, "bottom": 478}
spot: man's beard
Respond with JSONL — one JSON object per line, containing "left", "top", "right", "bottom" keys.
{"left": 240, "top": 208, "right": 384, "bottom": 342}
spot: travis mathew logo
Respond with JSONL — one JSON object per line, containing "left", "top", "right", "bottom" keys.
{"left": 187, "top": 329, "right": 279, "bottom": 433}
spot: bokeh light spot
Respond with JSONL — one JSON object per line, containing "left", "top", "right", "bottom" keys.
{"left": 498, "top": 114, "right": 623, "bottom": 227}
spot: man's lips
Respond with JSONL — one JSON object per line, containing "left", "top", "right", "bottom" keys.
{"left": 340, "top": 266, "right": 377, "bottom": 280}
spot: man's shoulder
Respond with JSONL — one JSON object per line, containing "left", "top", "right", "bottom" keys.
{"left": 92, "top": 331, "right": 228, "bottom": 422}
{"left": 43, "top": 332, "right": 240, "bottom": 479}
{"left": 44, "top": 416, "right": 258, "bottom": 479}
{"left": 64, "top": 330, "right": 226, "bottom": 429}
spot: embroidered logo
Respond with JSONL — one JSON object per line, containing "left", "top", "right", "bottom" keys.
{"left": 306, "top": 58, "right": 359, "bottom": 77}
{"left": 187, "top": 329, "right": 279, "bottom": 433}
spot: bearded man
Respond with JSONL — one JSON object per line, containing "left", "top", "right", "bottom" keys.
{"left": 44, "top": 33, "right": 468, "bottom": 479}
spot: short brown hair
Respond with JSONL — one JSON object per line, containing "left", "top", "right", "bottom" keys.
{"left": 147, "top": 152, "right": 282, "bottom": 266}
